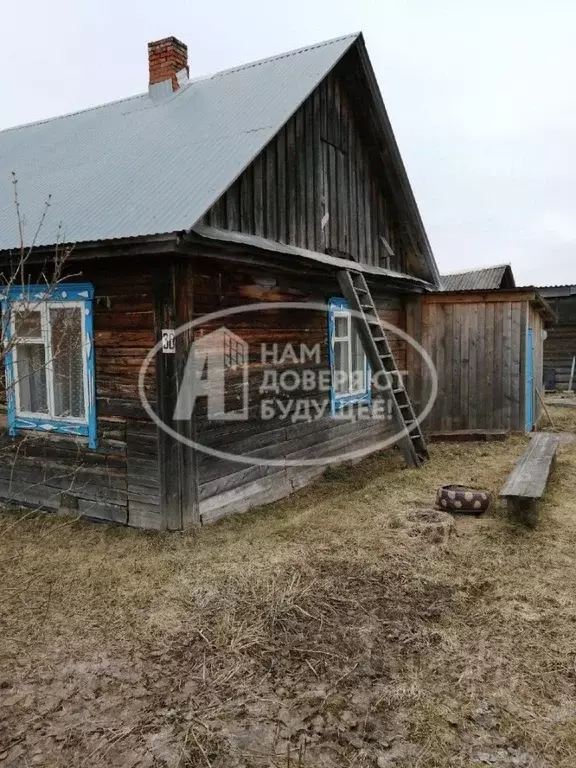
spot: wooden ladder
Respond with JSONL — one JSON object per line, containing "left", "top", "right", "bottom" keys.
{"left": 337, "top": 269, "right": 429, "bottom": 468}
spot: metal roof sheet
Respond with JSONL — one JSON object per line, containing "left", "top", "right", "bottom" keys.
{"left": 0, "top": 34, "right": 358, "bottom": 251}
{"left": 537, "top": 285, "right": 576, "bottom": 297}
{"left": 440, "top": 264, "right": 515, "bottom": 291}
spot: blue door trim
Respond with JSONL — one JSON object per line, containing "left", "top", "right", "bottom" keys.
{"left": 525, "top": 327, "right": 534, "bottom": 432}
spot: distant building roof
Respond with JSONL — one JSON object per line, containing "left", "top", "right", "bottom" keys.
{"left": 537, "top": 285, "right": 576, "bottom": 298}
{"left": 440, "top": 264, "right": 515, "bottom": 291}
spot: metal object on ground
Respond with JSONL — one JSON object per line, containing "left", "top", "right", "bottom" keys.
{"left": 436, "top": 485, "right": 491, "bottom": 515}
{"left": 569, "top": 356, "right": 576, "bottom": 392}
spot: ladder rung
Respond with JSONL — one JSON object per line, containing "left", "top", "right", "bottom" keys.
{"left": 338, "top": 267, "right": 428, "bottom": 468}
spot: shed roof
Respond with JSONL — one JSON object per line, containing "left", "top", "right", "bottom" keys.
{"left": 441, "top": 264, "right": 515, "bottom": 291}
{"left": 0, "top": 32, "right": 440, "bottom": 285}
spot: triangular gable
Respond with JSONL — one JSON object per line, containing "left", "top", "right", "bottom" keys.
{"left": 201, "top": 36, "right": 440, "bottom": 284}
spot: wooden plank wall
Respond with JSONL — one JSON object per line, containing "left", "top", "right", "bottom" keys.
{"left": 202, "top": 68, "right": 412, "bottom": 274}
{"left": 417, "top": 295, "right": 531, "bottom": 432}
{"left": 189, "top": 257, "right": 405, "bottom": 523}
{"left": 0, "top": 259, "right": 163, "bottom": 529}
{"left": 543, "top": 296, "right": 576, "bottom": 389}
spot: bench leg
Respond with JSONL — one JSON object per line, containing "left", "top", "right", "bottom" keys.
{"left": 507, "top": 497, "right": 540, "bottom": 528}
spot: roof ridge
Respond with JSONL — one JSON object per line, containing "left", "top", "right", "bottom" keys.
{"left": 206, "top": 32, "right": 360, "bottom": 80}
{"left": 441, "top": 263, "right": 511, "bottom": 277}
{"left": 0, "top": 91, "right": 146, "bottom": 136}
{"left": 0, "top": 32, "right": 360, "bottom": 137}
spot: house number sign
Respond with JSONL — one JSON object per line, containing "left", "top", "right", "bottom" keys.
{"left": 162, "top": 329, "right": 175, "bottom": 354}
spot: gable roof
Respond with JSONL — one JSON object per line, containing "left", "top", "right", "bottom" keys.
{"left": 441, "top": 264, "right": 515, "bottom": 291}
{"left": 0, "top": 33, "right": 439, "bottom": 284}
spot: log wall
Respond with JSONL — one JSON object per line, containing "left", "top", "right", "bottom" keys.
{"left": 184, "top": 257, "right": 407, "bottom": 523}
{"left": 0, "top": 258, "right": 163, "bottom": 529}
{"left": 543, "top": 296, "right": 576, "bottom": 389}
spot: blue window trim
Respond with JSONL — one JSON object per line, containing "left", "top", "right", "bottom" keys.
{"left": 327, "top": 297, "right": 371, "bottom": 415}
{"left": 1, "top": 283, "right": 97, "bottom": 449}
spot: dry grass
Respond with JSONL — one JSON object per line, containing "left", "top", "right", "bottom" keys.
{"left": 541, "top": 399, "right": 576, "bottom": 433}
{"left": 1, "top": 432, "right": 576, "bottom": 766}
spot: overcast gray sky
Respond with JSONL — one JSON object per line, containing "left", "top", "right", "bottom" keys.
{"left": 1, "top": 0, "right": 574, "bottom": 285}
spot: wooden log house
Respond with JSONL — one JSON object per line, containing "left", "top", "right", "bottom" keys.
{"left": 538, "top": 285, "right": 576, "bottom": 390}
{"left": 0, "top": 33, "right": 442, "bottom": 529}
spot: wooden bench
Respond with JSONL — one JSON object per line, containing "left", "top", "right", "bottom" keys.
{"left": 499, "top": 433, "right": 559, "bottom": 526}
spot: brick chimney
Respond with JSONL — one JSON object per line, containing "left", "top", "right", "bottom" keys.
{"left": 148, "top": 36, "right": 189, "bottom": 92}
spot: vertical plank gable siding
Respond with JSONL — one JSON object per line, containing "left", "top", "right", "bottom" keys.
{"left": 418, "top": 296, "right": 539, "bottom": 433}
{"left": 0, "top": 260, "right": 162, "bottom": 529}
{"left": 202, "top": 70, "right": 411, "bottom": 274}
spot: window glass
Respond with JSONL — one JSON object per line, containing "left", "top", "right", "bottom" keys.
{"left": 3, "top": 284, "right": 96, "bottom": 448}
{"left": 334, "top": 315, "right": 348, "bottom": 339}
{"left": 329, "top": 299, "right": 370, "bottom": 410}
{"left": 50, "top": 307, "right": 85, "bottom": 419}
{"left": 333, "top": 339, "right": 348, "bottom": 394}
{"left": 15, "top": 308, "right": 42, "bottom": 339}
{"left": 15, "top": 344, "right": 48, "bottom": 413}
{"left": 351, "top": 329, "right": 366, "bottom": 392}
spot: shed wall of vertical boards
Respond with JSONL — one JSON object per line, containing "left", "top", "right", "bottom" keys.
{"left": 408, "top": 292, "right": 546, "bottom": 433}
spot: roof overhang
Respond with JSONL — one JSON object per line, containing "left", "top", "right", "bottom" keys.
{"left": 188, "top": 225, "right": 437, "bottom": 292}
{"left": 423, "top": 287, "right": 557, "bottom": 324}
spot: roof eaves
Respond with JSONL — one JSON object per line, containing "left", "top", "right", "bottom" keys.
{"left": 191, "top": 225, "right": 436, "bottom": 290}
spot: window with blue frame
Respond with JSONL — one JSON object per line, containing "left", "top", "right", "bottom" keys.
{"left": 328, "top": 298, "right": 371, "bottom": 412}
{"left": 1, "top": 284, "right": 97, "bottom": 448}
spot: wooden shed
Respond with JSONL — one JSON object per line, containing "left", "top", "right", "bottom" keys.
{"left": 408, "top": 289, "right": 555, "bottom": 433}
